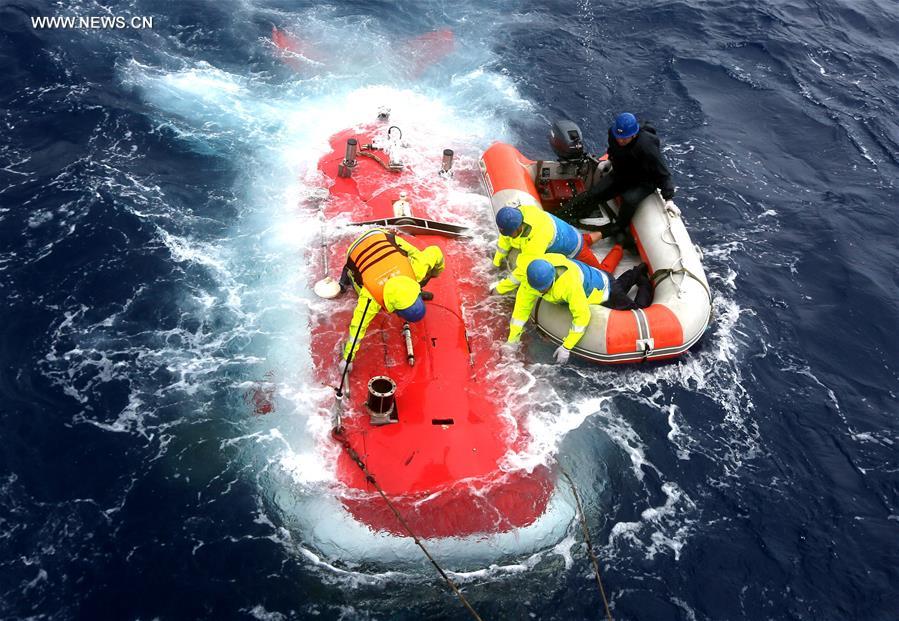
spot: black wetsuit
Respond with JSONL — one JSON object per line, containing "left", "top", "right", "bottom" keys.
{"left": 559, "top": 124, "right": 675, "bottom": 238}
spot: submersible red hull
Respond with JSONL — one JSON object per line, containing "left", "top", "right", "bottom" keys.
{"left": 310, "top": 123, "right": 552, "bottom": 538}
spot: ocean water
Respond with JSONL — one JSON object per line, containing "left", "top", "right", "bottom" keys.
{"left": 1, "top": 1, "right": 897, "bottom": 619}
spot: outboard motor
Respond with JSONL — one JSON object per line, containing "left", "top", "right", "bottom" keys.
{"left": 549, "top": 120, "right": 585, "bottom": 161}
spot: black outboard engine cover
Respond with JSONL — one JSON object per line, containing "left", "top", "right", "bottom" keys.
{"left": 549, "top": 120, "right": 584, "bottom": 161}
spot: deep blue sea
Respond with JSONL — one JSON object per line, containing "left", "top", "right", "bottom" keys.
{"left": 2, "top": 1, "right": 898, "bottom": 619}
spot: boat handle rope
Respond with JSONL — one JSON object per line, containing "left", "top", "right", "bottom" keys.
{"left": 651, "top": 201, "right": 711, "bottom": 303}
{"left": 656, "top": 199, "right": 714, "bottom": 304}
{"left": 331, "top": 428, "right": 484, "bottom": 621}
{"left": 560, "top": 467, "right": 615, "bottom": 621}
{"left": 658, "top": 205, "right": 691, "bottom": 298}
{"left": 651, "top": 267, "right": 712, "bottom": 304}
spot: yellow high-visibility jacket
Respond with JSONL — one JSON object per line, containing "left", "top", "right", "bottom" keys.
{"left": 507, "top": 253, "right": 610, "bottom": 350}
{"left": 493, "top": 204, "right": 569, "bottom": 294}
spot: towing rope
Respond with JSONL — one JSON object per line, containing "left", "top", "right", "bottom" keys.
{"left": 560, "top": 467, "right": 614, "bottom": 621}
{"left": 332, "top": 428, "right": 484, "bottom": 621}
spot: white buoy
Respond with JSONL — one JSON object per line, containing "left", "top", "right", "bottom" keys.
{"left": 313, "top": 276, "right": 342, "bottom": 299}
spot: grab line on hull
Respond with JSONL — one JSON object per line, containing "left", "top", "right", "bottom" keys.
{"left": 332, "top": 428, "right": 484, "bottom": 621}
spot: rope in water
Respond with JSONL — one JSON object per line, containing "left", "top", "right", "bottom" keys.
{"left": 332, "top": 428, "right": 484, "bottom": 621}
{"left": 560, "top": 467, "right": 614, "bottom": 621}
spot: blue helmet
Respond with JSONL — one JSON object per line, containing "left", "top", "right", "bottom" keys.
{"left": 526, "top": 259, "right": 555, "bottom": 291}
{"left": 395, "top": 296, "right": 426, "bottom": 322}
{"left": 496, "top": 206, "right": 524, "bottom": 235}
{"left": 612, "top": 112, "right": 639, "bottom": 139}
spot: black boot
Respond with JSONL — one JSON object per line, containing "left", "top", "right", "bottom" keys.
{"left": 598, "top": 223, "right": 619, "bottom": 239}
{"left": 614, "top": 230, "right": 637, "bottom": 253}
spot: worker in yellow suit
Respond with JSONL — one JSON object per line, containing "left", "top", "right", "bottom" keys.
{"left": 492, "top": 201, "right": 620, "bottom": 294}
{"left": 337, "top": 229, "right": 444, "bottom": 372}
{"left": 506, "top": 253, "right": 651, "bottom": 363}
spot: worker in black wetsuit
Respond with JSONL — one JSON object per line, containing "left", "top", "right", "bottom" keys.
{"left": 558, "top": 112, "right": 676, "bottom": 241}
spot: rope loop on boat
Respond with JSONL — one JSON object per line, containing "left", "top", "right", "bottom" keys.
{"left": 651, "top": 267, "right": 712, "bottom": 303}
{"left": 657, "top": 201, "right": 691, "bottom": 298}
{"left": 560, "top": 467, "right": 614, "bottom": 621}
{"left": 332, "top": 428, "right": 484, "bottom": 621}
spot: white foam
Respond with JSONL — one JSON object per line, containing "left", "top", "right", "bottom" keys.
{"left": 37, "top": 25, "right": 764, "bottom": 579}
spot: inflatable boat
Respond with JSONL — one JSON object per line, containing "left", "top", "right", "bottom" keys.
{"left": 479, "top": 121, "right": 713, "bottom": 363}
{"left": 310, "top": 116, "right": 552, "bottom": 539}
